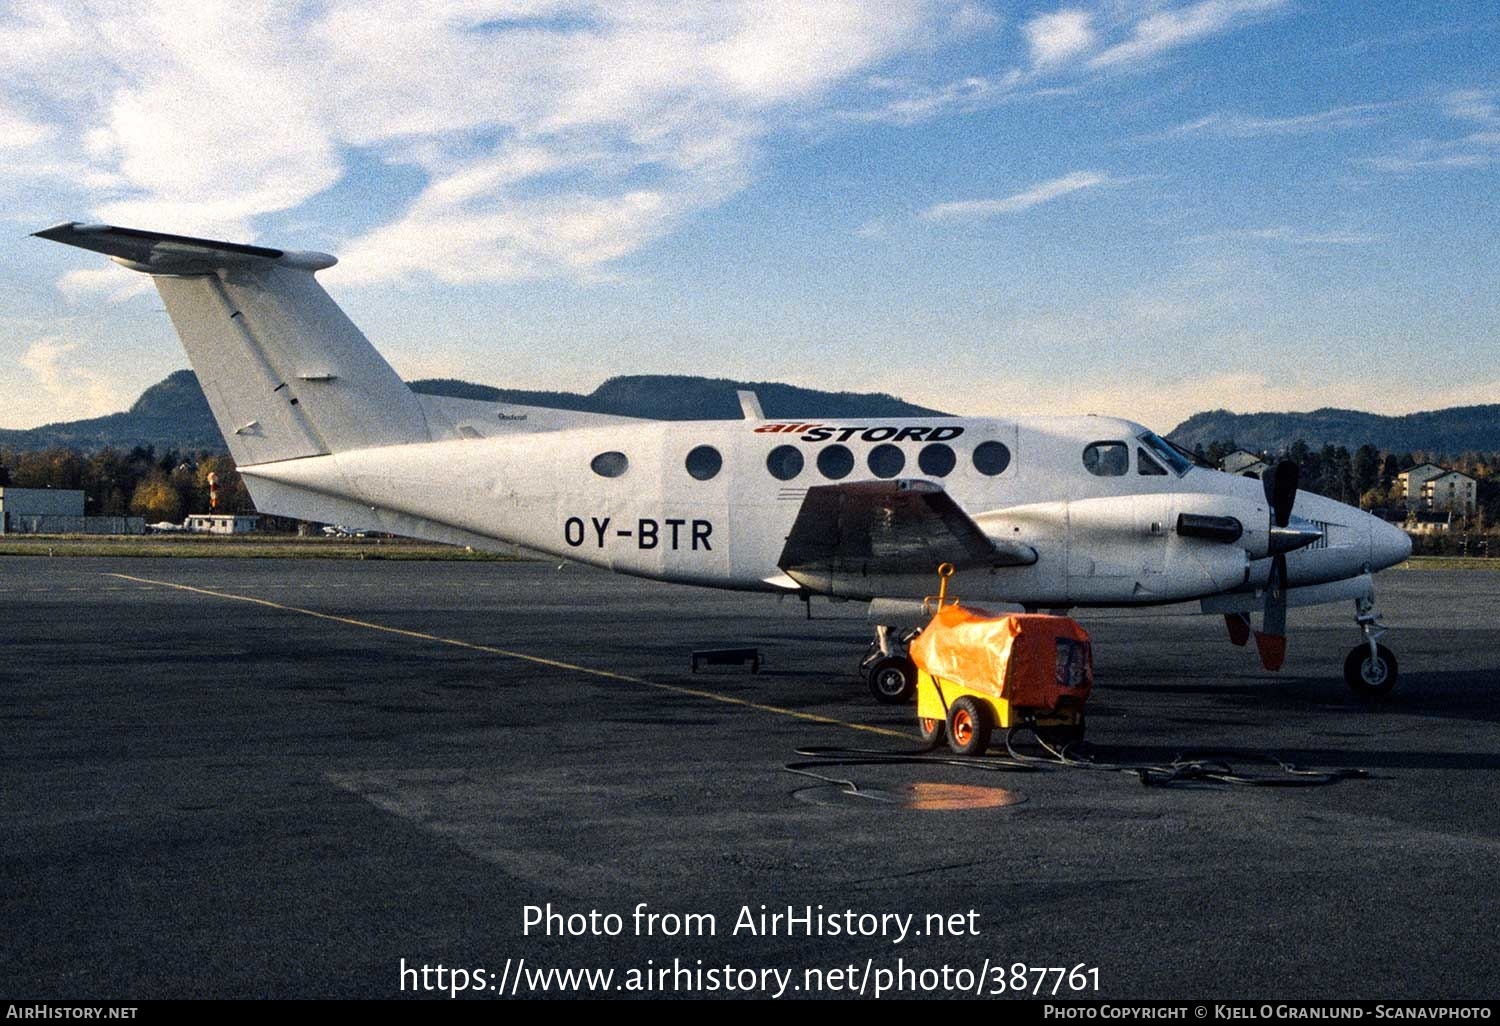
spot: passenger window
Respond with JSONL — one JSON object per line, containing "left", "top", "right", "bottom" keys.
{"left": 867, "top": 444, "right": 904, "bottom": 479}
{"left": 1082, "top": 441, "right": 1128, "bottom": 477}
{"left": 971, "top": 441, "right": 1011, "bottom": 477}
{"left": 918, "top": 443, "right": 955, "bottom": 478}
{"left": 590, "top": 451, "right": 629, "bottom": 478}
{"left": 766, "top": 445, "right": 803, "bottom": 481}
{"left": 685, "top": 445, "right": 722, "bottom": 481}
{"left": 1137, "top": 447, "right": 1168, "bottom": 476}
{"left": 817, "top": 445, "right": 854, "bottom": 480}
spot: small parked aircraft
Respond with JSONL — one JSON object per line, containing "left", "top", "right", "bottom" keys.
{"left": 40, "top": 222, "right": 1411, "bottom": 697}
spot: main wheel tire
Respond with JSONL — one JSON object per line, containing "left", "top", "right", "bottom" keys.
{"left": 867, "top": 656, "right": 917, "bottom": 704}
{"left": 946, "top": 696, "right": 993, "bottom": 756}
{"left": 1344, "top": 643, "right": 1398, "bottom": 697}
{"left": 917, "top": 716, "right": 945, "bottom": 751}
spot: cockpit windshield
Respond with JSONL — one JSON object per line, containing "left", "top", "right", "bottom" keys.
{"left": 1136, "top": 431, "right": 1194, "bottom": 477}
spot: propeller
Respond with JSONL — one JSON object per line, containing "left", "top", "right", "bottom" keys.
{"left": 1254, "top": 460, "right": 1300, "bottom": 670}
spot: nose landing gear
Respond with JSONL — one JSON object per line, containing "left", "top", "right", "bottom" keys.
{"left": 1344, "top": 596, "right": 1397, "bottom": 697}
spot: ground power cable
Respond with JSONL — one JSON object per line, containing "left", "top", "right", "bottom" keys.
{"left": 1002, "top": 725, "right": 1369, "bottom": 788}
{"left": 785, "top": 730, "right": 1367, "bottom": 795}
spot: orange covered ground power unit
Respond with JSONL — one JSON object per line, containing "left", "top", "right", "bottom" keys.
{"left": 909, "top": 605, "right": 1093, "bottom": 754}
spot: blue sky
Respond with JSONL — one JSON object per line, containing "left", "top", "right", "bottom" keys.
{"left": 1, "top": 1, "right": 1495, "bottom": 432}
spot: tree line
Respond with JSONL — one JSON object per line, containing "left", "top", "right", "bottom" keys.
{"left": 1195, "top": 438, "right": 1500, "bottom": 528}
{"left": 5, "top": 437, "right": 1500, "bottom": 536}
{"left": 0, "top": 446, "right": 251, "bottom": 523}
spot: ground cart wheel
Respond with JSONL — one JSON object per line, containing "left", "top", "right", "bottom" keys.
{"left": 946, "top": 696, "right": 992, "bottom": 756}
{"left": 1344, "top": 643, "right": 1397, "bottom": 697}
{"left": 867, "top": 656, "right": 918, "bottom": 704}
{"left": 917, "top": 716, "right": 946, "bottom": 751}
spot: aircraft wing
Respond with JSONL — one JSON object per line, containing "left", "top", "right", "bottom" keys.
{"left": 777, "top": 480, "right": 1036, "bottom": 586}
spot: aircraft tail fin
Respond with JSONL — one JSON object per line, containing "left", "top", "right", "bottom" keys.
{"left": 34, "top": 222, "right": 432, "bottom": 467}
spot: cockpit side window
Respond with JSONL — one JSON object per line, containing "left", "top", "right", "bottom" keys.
{"left": 1136, "top": 431, "right": 1193, "bottom": 477}
{"left": 1082, "top": 441, "right": 1129, "bottom": 477}
{"left": 1137, "top": 447, "right": 1168, "bottom": 475}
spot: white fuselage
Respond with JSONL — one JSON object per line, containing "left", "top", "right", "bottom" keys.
{"left": 243, "top": 412, "right": 1411, "bottom": 608}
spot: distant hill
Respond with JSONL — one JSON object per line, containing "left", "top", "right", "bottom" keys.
{"left": 1167, "top": 406, "right": 1500, "bottom": 456}
{"left": 408, "top": 374, "right": 944, "bottom": 421}
{"left": 0, "top": 370, "right": 224, "bottom": 453}
{"left": 9, "top": 369, "right": 1498, "bottom": 459}
{"left": 0, "top": 371, "right": 946, "bottom": 455}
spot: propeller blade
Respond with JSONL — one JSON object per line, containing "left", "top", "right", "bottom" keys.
{"left": 1262, "top": 460, "right": 1299, "bottom": 528}
{"left": 1224, "top": 613, "right": 1250, "bottom": 647}
{"left": 1254, "top": 631, "right": 1286, "bottom": 671}
{"left": 1253, "top": 552, "right": 1288, "bottom": 671}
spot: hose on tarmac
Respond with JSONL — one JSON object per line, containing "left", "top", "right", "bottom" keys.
{"left": 785, "top": 730, "right": 1366, "bottom": 792}
{"left": 1002, "top": 724, "right": 1368, "bottom": 787}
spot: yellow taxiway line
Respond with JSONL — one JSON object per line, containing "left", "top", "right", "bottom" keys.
{"left": 106, "top": 572, "right": 906, "bottom": 739}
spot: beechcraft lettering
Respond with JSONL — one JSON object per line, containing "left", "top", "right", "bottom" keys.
{"left": 752, "top": 423, "right": 965, "bottom": 443}
{"left": 564, "top": 516, "right": 714, "bottom": 551}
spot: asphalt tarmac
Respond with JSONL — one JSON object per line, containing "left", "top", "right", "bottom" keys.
{"left": 3, "top": 557, "right": 1498, "bottom": 1000}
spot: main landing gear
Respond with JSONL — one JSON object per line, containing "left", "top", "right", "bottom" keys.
{"left": 1344, "top": 595, "right": 1397, "bottom": 697}
{"left": 860, "top": 624, "right": 920, "bottom": 704}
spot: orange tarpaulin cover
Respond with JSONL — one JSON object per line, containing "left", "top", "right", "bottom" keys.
{"left": 909, "top": 605, "right": 1092, "bottom": 709}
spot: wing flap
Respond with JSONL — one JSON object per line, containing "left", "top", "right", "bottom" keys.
{"left": 777, "top": 480, "right": 1035, "bottom": 587}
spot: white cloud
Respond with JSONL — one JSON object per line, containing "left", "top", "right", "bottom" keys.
{"left": 1182, "top": 226, "right": 1380, "bottom": 246}
{"left": 1089, "top": 0, "right": 1287, "bottom": 70}
{"left": 1167, "top": 102, "right": 1390, "bottom": 139}
{"left": 921, "top": 170, "right": 1114, "bottom": 221}
{"left": 55, "top": 266, "right": 154, "bottom": 304}
{"left": 337, "top": 182, "right": 680, "bottom": 285}
{"left": 0, "top": 102, "right": 53, "bottom": 151}
{"left": 1356, "top": 89, "right": 1500, "bottom": 173}
{"left": 837, "top": 72, "right": 1021, "bottom": 125}
{"left": 1023, "top": 9, "right": 1095, "bottom": 67}
{"left": 1359, "top": 148, "right": 1497, "bottom": 173}
{"left": 318, "top": 2, "right": 946, "bottom": 284}
{"left": 0, "top": 2, "right": 969, "bottom": 287}
{"left": 834, "top": 0, "right": 1292, "bottom": 127}
{"left": 3, "top": 1, "right": 1301, "bottom": 288}
{"left": 1443, "top": 88, "right": 1500, "bottom": 124}
{"left": 17, "top": 338, "right": 130, "bottom": 422}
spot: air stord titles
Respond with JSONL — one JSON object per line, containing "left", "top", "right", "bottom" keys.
{"left": 753, "top": 423, "right": 964, "bottom": 443}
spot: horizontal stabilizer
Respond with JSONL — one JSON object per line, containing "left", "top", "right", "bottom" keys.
{"left": 32, "top": 222, "right": 335, "bottom": 275}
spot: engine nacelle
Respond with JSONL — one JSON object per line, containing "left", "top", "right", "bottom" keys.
{"left": 978, "top": 492, "right": 1264, "bottom": 603}
{"left": 1169, "top": 492, "right": 1276, "bottom": 559}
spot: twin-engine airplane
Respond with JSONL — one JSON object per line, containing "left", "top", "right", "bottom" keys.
{"left": 39, "top": 223, "right": 1412, "bottom": 698}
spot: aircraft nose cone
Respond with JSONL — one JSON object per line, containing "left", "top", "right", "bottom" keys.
{"left": 1369, "top": 515, "right": 1412, "bottom": 570}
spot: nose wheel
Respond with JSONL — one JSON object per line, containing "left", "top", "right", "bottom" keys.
{"left": 1344, "top": 596, "right": 1397, "bottom": 697}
